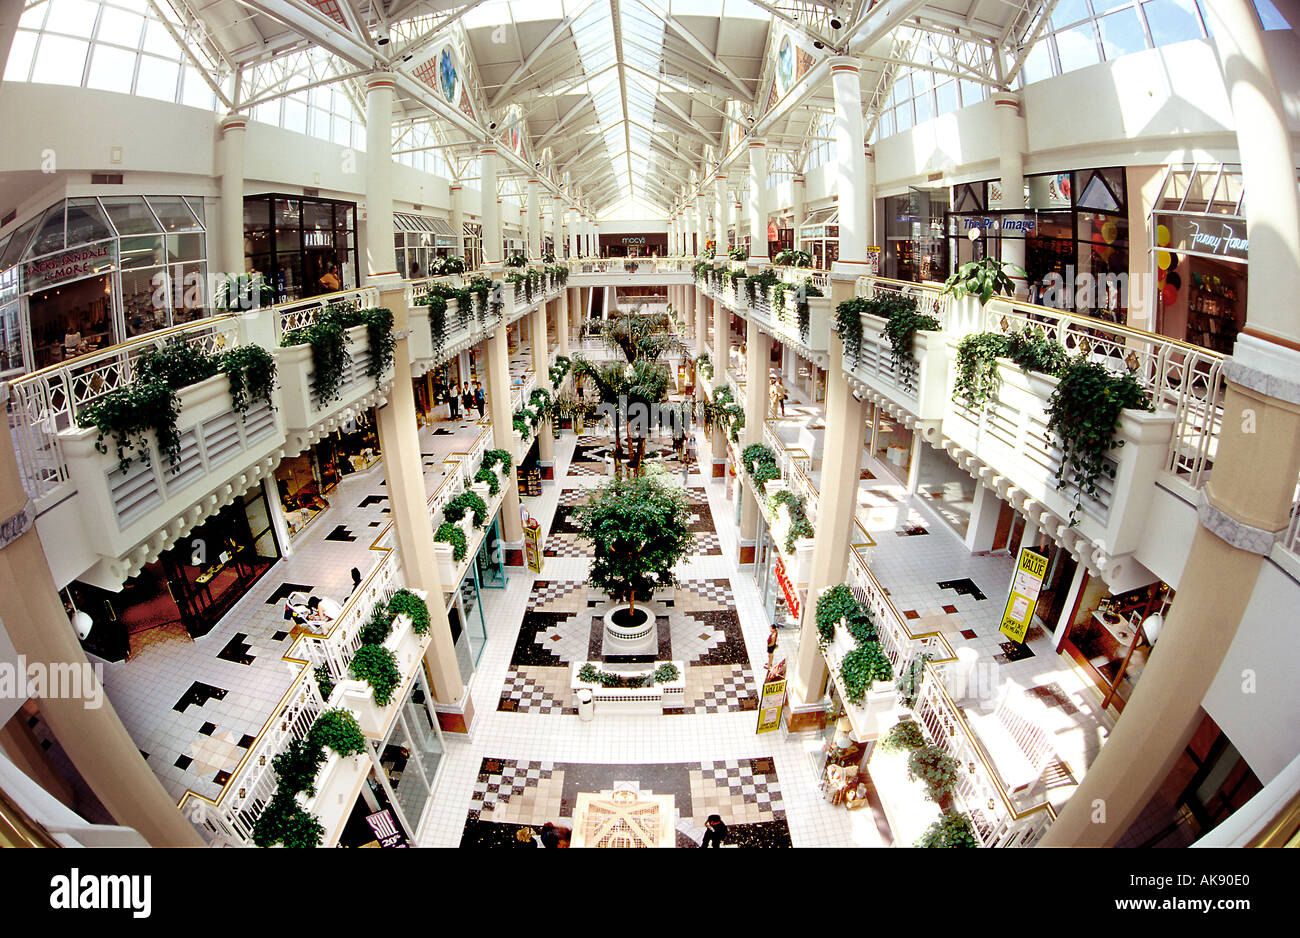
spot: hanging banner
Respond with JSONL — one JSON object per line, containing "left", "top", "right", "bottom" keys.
{"left": 999, "top": 547, "right": 1049, "bottom": 644}
{"left": 756, "top": 676, "right": 787, "bottom": 734}
{"left": 866, "top": 246, "right": 881, "bottom": 276}
{"left": 773, "top": 555, "right": 800, "bottom": 621}
{"left": 523, "top": 518, "right": 544, "bottom": 573}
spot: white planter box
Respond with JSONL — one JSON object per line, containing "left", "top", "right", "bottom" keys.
{"left": 434, "top": 540, "right": 460, "bottom": 585}
{"left": 338, "top": 613, "right": 430, "bottom": 739}
{"left": 470, "top": 480, "right": 491, "bottom": 502}
{"left": 793, "top": 537, "right": 817, "bottom": 585}
{"left": 59, "top": 371, "right": 286, "bottom": 586}
{"left": 277, "top": 324, "right": 391, "bottom": 440}
{"left": 570, "top": 660, "right": 687, "bottom": 716}
{"left": 297, "top": 750, "right": 368, "bottom": 848}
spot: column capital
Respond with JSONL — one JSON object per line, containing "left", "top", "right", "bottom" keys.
{"left": 863, "top": 143, "right": 874, "bottom": 162}
{"left": 219, "top": 113, "right": 247, "bottom": 135}
{"left": 449, "top": 183, "right": 462, "bottom": 191}
{"left": 827, "top": 55, "right": 860, "bottom": 74}
{"left": 479, "top": 144, "right": 499, "bottom": 156}
{"left": 991, "top": 90, "right": 1022, "bottom": 112}
{"left": 748, "top": 138, "right": 766, "bottom": 149}
{"left": 365, "top": 71, "right": 399, "bottom": 92}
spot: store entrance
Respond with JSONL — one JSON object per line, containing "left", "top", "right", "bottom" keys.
{"left": 28, "top": 273, "right": 115, "bottom": 370}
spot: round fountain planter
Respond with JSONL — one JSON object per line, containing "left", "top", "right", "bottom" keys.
{"left": 602, "top": 603, "right": 658, "bottom": 655}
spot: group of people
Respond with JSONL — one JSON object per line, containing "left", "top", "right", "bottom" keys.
{"left": 432, "top": 377, "right": 486, "bottom": 421}
{"left": 769, "top": 376, "right": 788, "bottom": 417}
{"left": 516, "top": 816, "right": 728, "bottom": 847}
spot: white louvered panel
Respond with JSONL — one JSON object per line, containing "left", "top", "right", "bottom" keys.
{"left": 165, "top": 429, "right": 204, "bottom": 496}
{"left": 240, "top": 398, "right": 275, "bottom": 445}
{"left": 202, "top": 412, "right": 243, "bottom": 470}
{"left": 108, "top": 458, "right": 162, "bottom": 528}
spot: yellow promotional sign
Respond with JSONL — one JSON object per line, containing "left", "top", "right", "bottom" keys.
{"left": 756, "top": 677, "right": 787, "bottom": 734}
{"left": 523, "top": 522, "right": 544, "bottom": 574}
{"left": 999, "top": 548, "right": 1048, "bottom": 644}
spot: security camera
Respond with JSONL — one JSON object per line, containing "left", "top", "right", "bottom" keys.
{"left": 376, "top": 26, "right": 390, "bottom": 46}
{"left": 535, "top": 160, "right": 542, "bottom": 167}
{"left": 488, "top": 121, "right": 498, "bottom": 130}
{"left": 813, "top": 40, "right": 824, "bottom": 49}
{"left": 830, "top": 18, "right": 842, "bottom": 29}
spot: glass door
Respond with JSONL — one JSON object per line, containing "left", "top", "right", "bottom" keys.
{"left": 475, "top": 516, "right": 507, "bottom": 589}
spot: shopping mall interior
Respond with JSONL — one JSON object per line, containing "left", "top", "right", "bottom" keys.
{"left": 0, "top": 0, "right": 1297, "bottom": 853}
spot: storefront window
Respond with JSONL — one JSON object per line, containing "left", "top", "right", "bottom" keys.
{"left": 243, "top": 193, "right": 358, "bottom": 302}
{"left": 884, "top": 189, "right": 948, "bottom": 282}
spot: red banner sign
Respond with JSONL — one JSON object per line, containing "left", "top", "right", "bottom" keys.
{"left": 774, "top": 555, "right": 800, "bottom": 621}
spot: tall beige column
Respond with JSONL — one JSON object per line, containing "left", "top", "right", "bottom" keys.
{"left": 217, "top": 114, "right": 246, "bottom": 278}
{"left": 786, "top": 274, "right": 869, "bottom": 732}
{"left": 738, "top": 318, "right": 770, "bottom": 562}
{"left": 792, "top": 173, "right": 806, "bottom": 253}
{"left": 363, "top": 73, "right": 399, "bottom": 280}
{"left": 481, "top": 147, "right": 501, "bottom": 270}
{"left": 828, "top": 58, "right": 868, "bottom": 273}
{"left": 557, "top": 283, "right": 570, "bottom": 358}
{"left": 372, "top": 286, "right": 465, "bottom": 708}
{"left": 747, "top": 140, "right": 769, "bottom": 264}
{"left": 0, "top": 385, "right": 204, "bottom": 846}
{"left": 532, "top": 299, "right": 555, "bottom": 475}
{"left": 527, "top": 178, "right": 541, "bottom": 260}
{"left": 450, "top": 184, "right": 465, "bottom": 260}
{"left": 709, "top": 296, "right": 729, "bottom": 475}
{"left": 484, "top": 327, "right": 525, "bottom": 563}
{"left": 1042, "top": 0, "right": 1300, "bottom": 846}
{"left": 993, "top": 92, "right": 1028, "bottom": 296}
{"left": 715, "top": 174, "right": 729, "bottom": 253}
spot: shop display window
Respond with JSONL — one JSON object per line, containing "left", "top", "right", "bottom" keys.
{"left": 242, "top": 193, "right": 358, "bottom": 302}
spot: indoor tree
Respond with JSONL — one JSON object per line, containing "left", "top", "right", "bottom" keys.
{"left": 574, "top": 472, "right": 694, "bottom": 621}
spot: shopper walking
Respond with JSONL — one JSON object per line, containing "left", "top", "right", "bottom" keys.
{"left": 767, "top": 624, "right": 779, "bottom": 670}
{"left": 446, "top": 379, "right": 459, "bottom": 419}
{"left": 461, "top": 383, "right": 474, "bottom": 421}
{"left": 700, "top": 814, "right": 728, "bottom": 848}
{"left": 474, "top": 382, "right": 486, "bottom": 419}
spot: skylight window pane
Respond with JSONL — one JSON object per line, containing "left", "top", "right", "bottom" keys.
{"left": 1052, "top": 0, "right": 1091, "bottom": 28}
{"left": 31, "top": 35, "right": 88, "bottom": 85}
{"left": 97, "top": 8, "right": 145, "bottom": 46}
{"left": 141, "top": 17, "right": 181, "bottom": 59}
{"left": 136, "top": 55, "right": 179, "bottom": 101}
{"left": 1055, "top": 23, "right": 1101, "bottom": 72}
{"left": 1099, "top": 7, "right": 1147, "bottom": 58}
{"left": 48, "top": 0, "right": 99, "bottom": 38}
{"left": 1142, "top": 0, "right": 1204, "bottom": 44}
{"left": 87, "top": 44, "right": 136, "bottom": 93}
{"left": 3, "top": 30, "right": 36, "bottom": 82}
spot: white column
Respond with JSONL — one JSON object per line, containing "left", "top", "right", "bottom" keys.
{"left": 829, "top": 57, "right": 868, "bottom": 274}
{"left": 450, "top": 183, "right": 465, "bottom": 260}
{"left": 715, "top": 174, "right": 729, "bottom": 253}
{"left": 480, "top": 147, "right": 501, "bottom": 270}
{"left": 552, "top": 196, "right": 563, "bottom": 258}
{"left": 792, "top": 173, "right": 806, "bottom": 253}
{"left": 748, "top": 140, "right": 769, "bottom": 264}
{"left": 527, "top": 179, "right": 540, "bottom": 260}
{"left": 993, "top": 91, "right": 1028, "bottom": 296}
{"left": 695, "top": 190, "right": 708, "bottom": 255}
{"left": 569, "top": 205, "right": 578, "bottom": 258}
{"left": 364, "top": 72, "right": 399, "bottom": 281}
{"left": 217, "top": 114, "right": 246, "bottom": 277}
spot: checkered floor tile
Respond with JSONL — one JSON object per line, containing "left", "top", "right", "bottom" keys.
{"left": 688, "top": 531, "right": 722, "bottom": 555}
{"left": 543, "top": 535, "right": 590, "bottom": 558}
{"left": 469, "top": 759, "right": 557, "bottom": 814}
{"left": 679, "top": 578, "right": 734, "bottom": 605}
{"left": 528, "top": 579, "right": 584, "bottom": 608}
{"left": 556, "top": 488, "right": 592, "bottom": 506}
{"left": 690, "top": 665, "right": 758, "bottom": 714}
{"left": 498, "top": 671, "right": 574, "bottom": 715}
{"left": 699, "top": 759, "right": 786, "bottom": 818}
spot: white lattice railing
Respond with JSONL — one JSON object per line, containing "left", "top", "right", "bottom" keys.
{"left": 854, "top": 276, "right": 953, "bottom": 331}
{"left": 180, "top": 667, "right": 326, "bottom": 847}
{"left": 276, "top": 286, "right": 380, "bottom": 339}
{"left": 986, "top": 300, "right": 1226, "bottom": 491}
{"left": 844, "top": 549, "right": 954, "bottom": 674}
{"left": 912, "top": 663, "right": 1056, "bottom": 847}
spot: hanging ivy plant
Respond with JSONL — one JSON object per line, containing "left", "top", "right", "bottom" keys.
{"left": 350, "top": 643, "right": 400, "bottom": 707}
{"left": 443, "top": 490, "right": 488, "bottom": 528}
{"left": 941, "top": 256, "right": 1024, "bottom": 305}
{"left": 952, "top": 328, "right": 1071, "bottom": 412}
{"left": 482, "top": 448, "right": 512, "bottom": 474}
{"left": 307, "top": 709, "right": 367, "bottom": 757}
{"left": 387, "top": 588, "right": 430, "bottom": 636}
{"left": 768, "top": 489, "right": 814, "bottom": 553}
{"left": 815, "top": 585, "right": 858, "bottom": 643}
{"left": 916, "top": 811, "right": 979, "bottom": 848}
{"left": 474, "top": 466, "right": 501, "bottom": 496}
{"left": 880, "top": 719, "right": 926, "bottom": 754}
{"left": 252, "top": 788, "right": 324, "bottom": 849}
{"left": 220, "top": 345, "right": 277, "bottom": 418}
{"left": 741, "top": 443, "right": 780, "bottom": 489}
{"left": 907, "top": 744, "right": 959, "bottom": 804}
{"left": 420, "top": 294, "right": 449, "bottom": 361}
{"left": 840, "top": 642, "right": 893, "bottom": 703}
{"left": 505, "top": 250, "right": 528, "bottom": 268}
{"left": 78, "top": 382, "right": 184, "bottom": 474}
{"left": 744, "top": 268, "right": 781, "bottom": 306}
{"left": 871, "top": 293, "right": 939, "bottom": 374}
{"left": 529, "top": 387, "right": 553, "bottom": 418}
{"left": 895, "top": 652, "right": 934, "bottom": 709}
{"left": 834, "top": 297, "right": 869, "bottom": 366}
{"left": 435, "top": 520, "right": 468, "bottom": 562}
{"left": 1046, "top": 360, "right": 1153, "bottom": 522}
{"left": 795, "top": 279, "right": 822, "bottom": 343}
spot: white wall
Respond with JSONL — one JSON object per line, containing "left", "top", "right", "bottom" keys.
{"left": 1202, "top": 558, "right": 1300, "bottom": 784}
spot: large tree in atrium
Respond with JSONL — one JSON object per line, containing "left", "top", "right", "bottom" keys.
{"left": 574, "top": 471, "right": 694, "bottom": 621}
{"left": 571, "top": 306, "right": 686, "bottom": 477}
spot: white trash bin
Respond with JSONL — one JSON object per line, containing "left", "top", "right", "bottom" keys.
{"left": 576, "top": 688, "right": 594, "bottom": 722}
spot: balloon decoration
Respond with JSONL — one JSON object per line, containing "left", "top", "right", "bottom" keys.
{"left": 1155, "top": 223, "right": 1180, "bottom": 308}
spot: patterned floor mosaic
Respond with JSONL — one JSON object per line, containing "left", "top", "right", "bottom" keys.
{"left": 497, "top": 576, "right": 757, "bottom": 716}
{"left": 460, "top": 757, "right": 792, "bottom": 847}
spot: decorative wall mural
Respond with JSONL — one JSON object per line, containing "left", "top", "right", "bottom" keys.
{"left": 439, "top": 45, "right": 459, "bottom": 102}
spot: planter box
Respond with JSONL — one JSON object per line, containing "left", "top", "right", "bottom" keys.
{"left": 337, "top": 612, "right": 430, "bottom": 739}
{"left": 277, "top": 324, "right": 393, "bottom": 443}
{"left": 297, "top": 750, "right": 369, "bottom": 848}
{"left": 434, "top": 540, "right": 459, "bottom": 585}
{"left": 570, "top": 661, "right": 686, "bottom": 716}
{"left": 59, "top": 372, "right": 286, "bottom": 589}
{"left": 941, "top": 348, "right": 1176, "bottom": 558}
{"left": 470, "top": 480, "right": 491, "bottom": 502}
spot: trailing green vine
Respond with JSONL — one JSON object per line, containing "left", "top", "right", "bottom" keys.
{"left": 482, "top": 448, "right": 512, "bottom": 475}
{"left": 840, "top": 642, "right": 893, "bottom": 703}
{"left": 916, "top": 811, "right": 979, "bottom": 848}
{"left": 387, "top": 588, "right": 430, "bottom": 636}
{"left": 741, "top": 443, "right": 780, "bottom": 488}
{"left": 1046, "top": 360, "right": 1152, "bottom": 522}
{"left": 952, "top": 328, "right": 1070, "bottom": 412}
{"left": 834, "top": 297, "right": 868, "bottom": 366}
{"left": 418, "top": 294, "right": 449, "bottom": 361}
{"left": 443, "top": 490, "right": 488, "bottom": 528}
{"left": 767, "top": 489, "right": 814, "bottom": 554}
{"left": 907, "top": 744, "right": 959, "bottom": 804}
{"left": 815, "top": 585, "right": 858, "bottom": 643}
{"left": 872, "top": 293, "right": 939, "bottom": 373}
{"left": 474, "top": 466, "right": 501, "bottom": 496}
{"left": 435, "top": 521, "right": 468, "bottom": 562}
{"left": 349, "top": 643, "right": 400, "bottom": 707}
{"left": 880, "top": 719, "right": 926, "bottom": 754}
{"left": 576, "top": 662, "right": 680, "bottom": 688}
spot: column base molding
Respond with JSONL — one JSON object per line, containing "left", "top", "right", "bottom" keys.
{"left": 432, "top": 690, "right": 475, "bottom": 735}
{"left": 503, "top": 543, "right": 525, "bottom": 567}
{"left": 538, "top": 462, "right": 555, "bottom": 480}
{"left": 737, "top": 539, "right": 756, "bottom": 565}
{"left": 712, "top": 458, "right": 726, "bottom": 478}
{"left": 781, "top": 698, "right": 827, "bottom": 736}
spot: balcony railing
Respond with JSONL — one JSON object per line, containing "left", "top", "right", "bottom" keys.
{"left": 911, "top": 663, "right": 1057, "bottom": 847}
